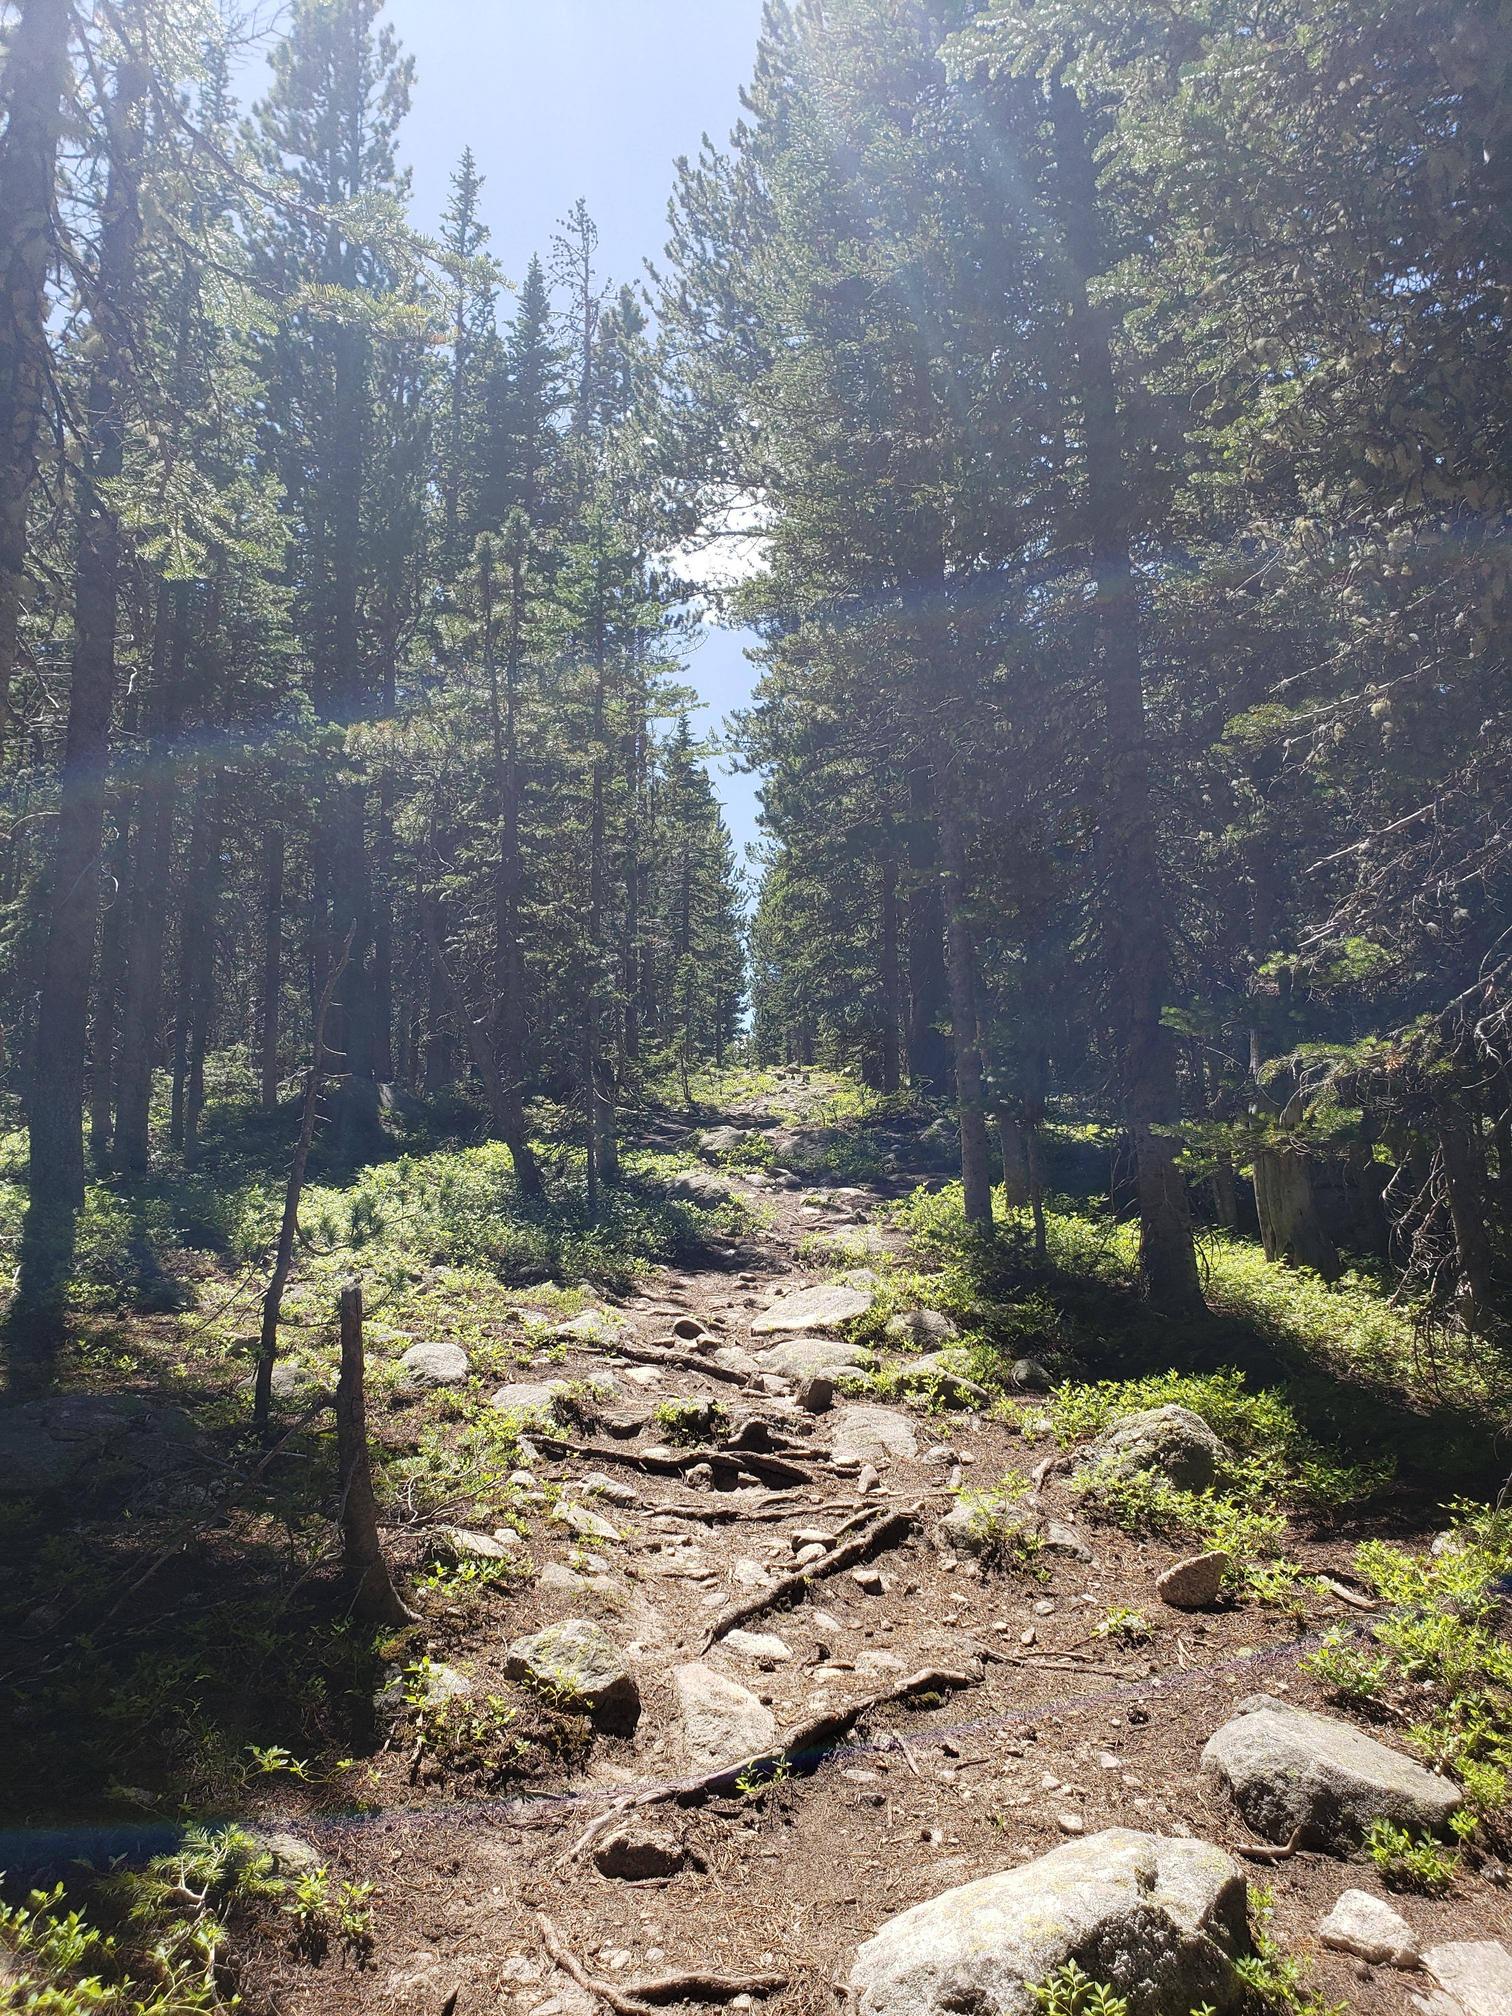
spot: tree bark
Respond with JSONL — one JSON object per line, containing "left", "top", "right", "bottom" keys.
{"left": 999, "top": 1112, "right": 1030, "bottom": 1210}
{"left": 879, "top": 844, "right": 902, "bottom": 1096}
{"left": 336, "top": 1279, "right": 418, "bottom": 1626}
{"left": 26, "top": 43, "right": 147, "bottom": 1227}
{"left": 1439, "top": 1115, "right": 1496, "bottom": 1330}
{"left": 259, "top": 824, "right": 285, "bottom": 1110}
{"left": 88, "top": 793, "right": 133, "bottom": 1160}
{"left": 939, "top": 799, "right": 993, "bottom": 1230}
{"left": 1254, "top": 1145, "right": 1342, "bottom": 1281}
{"left": 254, "top": 930, "right": 351, "bottom": 1437}
{"left": 0, "top": 0, "right": 73, "bottom": 753}
{"left": 1050, "top": 80, "right": 1201, "bottom": 1313}
{"left": 114, "top": 584, "right": 188, "bottom": 1173}
{"left": 904, "top": 762, "right": 951, "bottom": 1094}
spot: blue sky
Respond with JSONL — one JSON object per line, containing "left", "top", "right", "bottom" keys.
{"left": 261, "top": 0, "right": 771, "bottom": 872}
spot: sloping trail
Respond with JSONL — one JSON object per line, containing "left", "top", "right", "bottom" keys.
{"left": 249, "top": 1072, "right": 1509, "bottom": 2016}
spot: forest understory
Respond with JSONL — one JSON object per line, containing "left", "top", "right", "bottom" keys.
{"left": 2, "top": 1067, "right": 1512, "bottom": 2016}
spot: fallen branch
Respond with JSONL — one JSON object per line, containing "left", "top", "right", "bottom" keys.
{"left": 595, "top": 1340, "right": 753, "bottom": 1387}
{"left": 699, "top": 1505, "right": 918, "bottom": 1650}
{"left": 534, "top": 1432, "right": 819, "bottom": 1490}
{"left": 1320, "top": 1576, "right": 1376, "bottom": 1611}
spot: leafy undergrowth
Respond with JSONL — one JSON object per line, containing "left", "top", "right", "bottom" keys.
{"left": 1304, "top": 1502, "right": 1512, "bottom": 1848}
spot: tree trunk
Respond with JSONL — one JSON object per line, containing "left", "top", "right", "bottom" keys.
{"left": 114, "top": 584, "right": 188, "bottom": 1174}
{"left": 1439, "top": 1116, "right": 1496, "bottom": 1329}
{"left": 170, "top": 768, "right": 214, "bottom": 1151}
{"left": 336, "top": 1279, "right": 418, "bottom": 1625}
{"left": 1050, "top": 80, "right": 1200, "bottom": 1313}
{"left": 0, "top": 0, "right": 73, "bottom": 753}
{"left": 259, "top": 825, "right": 284, "bottom": 1110}
{"left": 254, "top": 931, "right": 350, "bottom": 1437}
{"left": 880, "top": 844, "right": 902, "bottom": 1096}
{"left": 904, "top": 762, "right": 951, "bottom": 1094}
{"left": 25, "top": 44, "right": 147, "bottom": 1235}
{"left": 1254, "top": 1147, "right": 1342, "bottom": 1281}
{"left": 939, "top": 799, "right": 993, "bottom": 1230}
{"left": 88, "top": 794, "right": 133, "bottom": 1160}
{"left": 999, "top": 1112, "right": 1030, "bottom": 1210}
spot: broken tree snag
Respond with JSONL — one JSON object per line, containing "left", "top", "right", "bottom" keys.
{"left": 699, "top": 1504, "right": 918, "bottom": 1650}
{"left": 336, "top": 1279, "right": 418, "bottom": 1627}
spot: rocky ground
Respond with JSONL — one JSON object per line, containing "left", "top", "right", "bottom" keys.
{"left": 5, "top": 1071, "right": 1511, "bottom": 2016}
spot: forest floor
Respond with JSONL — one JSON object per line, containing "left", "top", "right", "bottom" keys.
{"left": 3, "top": 1070, "right": 1512, "bottom": 2015}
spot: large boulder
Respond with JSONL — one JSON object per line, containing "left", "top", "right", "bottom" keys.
{"left": 1200, "top": 1694, "right": 1461, "bottom": 1849}
{"left": 886, "top": 1309, "right": 958, "bottom": 1348}
{"left": 830, "top": 1405, "right": 917, "bottom": 1467}
{"left": 506, "top": 1620, "right": 640, "bottom": 1732}
{"left": 1419, "top": 1941, "right": 1512, "bottom": 2016}
{"left": 1079, "top": 1406, "right": 1225, "bottom": 1492}
{"left": 672, "top": 1662, "right": 776, "bottom": 1770}
{"left": 752, "top": 1283, "right": 873, "bottom": 1336}
{"left": 698, "top": 1126, "right": 753, "bottom": 1159}
{"left": 669, "top": 1169, "right": 738, "bottom": 1208}
{"left": 848, "top": 1829, "right": 1251, "bottom": 2016}
{"left": 0, "top": 1394, "right": 203, "bottom": 1498}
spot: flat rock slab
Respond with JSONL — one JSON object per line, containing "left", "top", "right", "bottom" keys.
{"left": 762, "top": 1335, "right": 873, "bottom": 1379}
{"left": 593, "top": 1826, "right": 688, "bottom": 1881}
{"left": 670, "top": 1170, "right": 739, "bottom": 1207}
{"left": 0, "top": 1395, "right": 203, "bottom": 1497}
{"left": 398, "top": 1341, "right": 470, "bottom": 1389}
{"left": 490, "top": 1381, "right": 568, "bottom": 1423}
{"left": 672, "top": 1661, "right": 777, "bottom": 1770}
{"left": 1318, "top": 1890, "right": 1419, "bottom": 1968}
{"left": 830, "top": 1405, "right": 918, "bottom": 1467}
{"left": 507, "top": 1620, "right": 640, "bottom": 1732}
{"left": 886, "top": 1309, "right": 958, "bottom": 1347}
{"left": 1419, "top": 1941, "right": 1512, "bottom": 2016}
{"left": 752, "top": 1283, "right": 872, "bottom": 1335}
{"left": 1200, "top": 1693, "right": 1460, "bottom": 1849}
{"left": 849, "top": 1828, "right": 1250, "bottom": 2016}
{"left": 1157, "top": 1551, "right": 1229, "bottom": 1610}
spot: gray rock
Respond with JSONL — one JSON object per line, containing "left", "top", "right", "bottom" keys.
{"left": 698, "top": 1126, "right": 752, "bottom": 1159}
{"left": 242, "top": 1827, "right": 322, "bottom": 1880}
{"left": 1041, "top": 1519, "right": 1094, "bottom": 1563}
{"left": 593, "top": 1826, "right": 688, "bottom": 1881}
{"left": 1081, "top": 1405, "right": 1226, "bottom": 1491}
{"left": 556, "top": 1308, "right": 630, "bottom": 1347}
{"left": 490, "top": 1381, "right": 568, "bottom": 1424}
{"left": 830, "top": 1405, "right": 918, "bottom": 1467}
{"left": 377, "top": 1660, "right": 472, "bottom": 1714}
{"left": 886, "top": 1309, "right": 958, "bottom": 1348}
{"left": 1420, "top": 1941, "right": 1512, "bottom": 2016}
{"left": 580, "top": 1471, "right": 639, "bottom": 1506}
{"left": 711, "top": 1344, "right": 762, "bottom": 1378}
{"left": 797, "top": 1371, "right": 835, "bottom": 1413}
{"left": 762, "top": 1335, "right": 872, "bottom": 1378}
{"left": 397, "top": 1340, "right": 470, "bottom": 1389}
{"left": 1317, "top": 1890, "right": 1419, "bottom": 1968}
{"left": 848, "top": 1828, "right": 1250, "bottom": 2016}
{"left": 0, "top": 1394, "right": 203, "bottom": 1497}
{"left": 670, "top": 1169, "right": 738, "bottom": 1207}
{"left": 1157, "top": 1551, "right": 1229, "bottom": 1610}
{"left": 1200, "top": 1694, "right": 1461, "bottom": 1849}
{"left": 723, "top": 1630, "right": 792, "bottom": 1667}
{"left": 506, "top": 1620, "right": 640, "bottom": 1731}
{"left": 893, "top": 1351, "right": 989, "bottom": 1409}
{"left": 672, "top": 1662, "right": 777, "bottom": 1769}
{"left": 439, "top": 1526, "right": 517, "bottom": 1563}
{"left": 1010, "top": 1358, "right": 1053, "bottom": 1391}
{"left": 752, "top": 1283, "right": 873, "bottom": 1335}
{"left": 553, "top": 1501, "right": 622, "bottom": 1543}
{"left": 238, "top": 1361, "right": 312, "bottom": 1402}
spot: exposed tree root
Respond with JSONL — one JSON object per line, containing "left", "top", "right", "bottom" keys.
{"left": 563, "top": 1659, "right": 977, "bottom": 1862}
{"left": 699, "top": 1505, "right": 919, "bottom": 1650}
{"left": 536, "top": 1914, "right": 786, "bottom": 2015}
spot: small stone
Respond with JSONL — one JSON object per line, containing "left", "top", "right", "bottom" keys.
{"left": 857, "top": 1463, "right": 882, "bottom": 1494}
{"left": 851, "top": 1567, "right": 885, "bottom": 1595}
{"left": 1041, "top": 1520, "right": 1093, "bottom": 1563}
{"left": 672, "top": 1662, "right": 777, "bottom": 1769}
{"left": 1157, "top": 1551, "right": 1230, "bottom": 1611}
{"left": 798, "top": 1372, "right": 835, "bottom": 1413}
{"left": 581, "top": 1472, "right": 639, "bottom": 1506}
{"left": 1056, "top": 1812, "right": 1085, "bottom": 1835}
{"left": 795, "top": 1542, "right": 827, "bottom": 1567}
{"left": 1318, "top": 1890, "right": 1419, "bottom": 1969}
{"left": 1033, "top": 1598, "right": 1056, "bottom": 1616}
{"left": 440, "top": 1527, "right": 514, "bottom": 1563}
{"left": 831, "top": 1405, "right": 917, "bottom": 1467}
{"left": 1010, "top": 1358, "right": 1052, "bottom": 1391}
